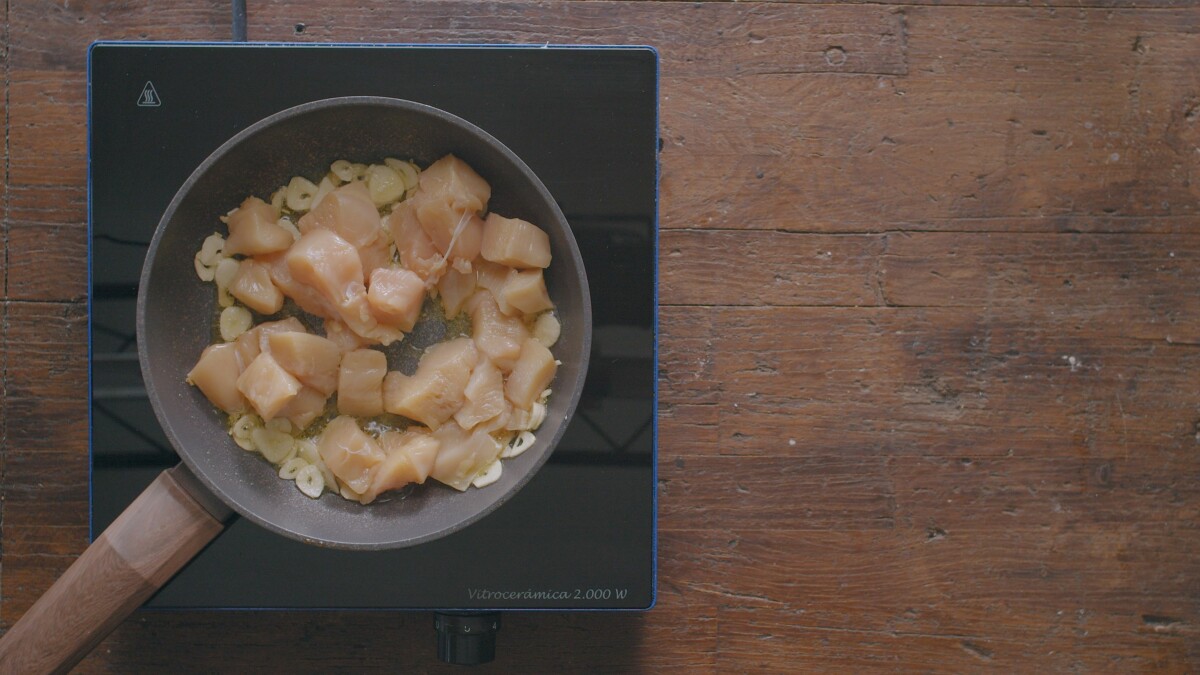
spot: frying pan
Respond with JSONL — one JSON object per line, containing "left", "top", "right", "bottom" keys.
{"left": 0, "top": 97, "right": 591, "bottom": 673}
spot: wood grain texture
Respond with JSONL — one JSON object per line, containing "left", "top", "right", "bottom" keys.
{"left": 2, "top": 0, "right": 1199, "bottom": 671}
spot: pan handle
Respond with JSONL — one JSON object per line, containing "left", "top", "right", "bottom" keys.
{"left": 0, "top": 465, "right": 232, "bottom": 674}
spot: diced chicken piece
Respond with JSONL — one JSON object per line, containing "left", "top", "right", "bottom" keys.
{"left": 337, "top": 348, "right": 387, "bottom": 417}
{"left": 506, "top": 338, "right": 558, "bottom": 410}
{"left": 236, "top": 351, "right": 301, "bottom": 420}
{"left": 383, "top": 337, "right": 478, "bottom": 429}
{"left": 386, "top": 202, "right": 443, "bottom": 284}
{"left": 454, "top": 358, "right": 507, "bottom": 430}
{"left": 187, "top": 342, "right": 246, "bottom": 414}
{"left": 430, "top": 423, "right": 504, "bottom": 491}
{"left": 480, "top": 213, "right": 551, "bottom": 269}
{"left": 279, "top": 386, "right": 329, "bottom": 431}
{"left": 367, "top": 268, "right": 425, "bottom": 332}
{"left": 233, "top": 317, "right": 307, "bottom": 367}
{"left": 324, "top": 319, "right": 371, "bottom": 354}
{"left": 224, "top": 197, "right": 293, "bottom": 256}
{"left": 469, "top": 291, "right": 530, "bottom": 372}
{"left": 502, "top": 269, "right": 554, "bottom": 316}
{"left": 229, "top": 259, "right": 284, "bottom": 315}
{"left": 474, "top": 261, "right": 517, "bottom": 315}
{"left": 286, "top": 229, "right": 365, "bottom": 304}
{"left": 359, "top": 236, "right": 394, "bottom": 279}
{"left": 357, "top": 429, "right": 440, "bottom": 504}
{"left": 267, "top": 332, "right": 342, "bottom": 395}
{"left": 297, "top": 181, "right": 382, "bottom": 249}
{"left": 287, "top": 229, "right": 401, "bottom": 344}
{"left": 317, "top": 415, "right": 385, "bottom": 495}
{"left": 437, "top": 267, "right": 476, "bottom": 318}
{"left": 417, "top": 154, "right": 491, "bottom": 214}
{"left": 259, "top": 252, "right": 340, "bottom": 319}
{"left": 410, "top": 192, "right": 484, "bottom": 262}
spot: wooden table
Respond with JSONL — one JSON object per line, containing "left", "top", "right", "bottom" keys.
{"left": 2, "top": 0, "right": 1198, "bottom": 671}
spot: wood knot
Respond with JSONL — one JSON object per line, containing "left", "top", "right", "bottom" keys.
{"left": 824, "top": 47, "right": 847, "bottom": 66}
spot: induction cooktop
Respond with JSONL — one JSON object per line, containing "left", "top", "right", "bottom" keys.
{"left": 87, "top": 43, "right": 657, "bottom": 613}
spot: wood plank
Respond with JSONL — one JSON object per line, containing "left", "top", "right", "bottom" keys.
{"left": 6, "top": 1, "right": 228, "bottom": 71}
{"left": 717, "top": 607, "right": 1197, "bottom": 673}
{"left": 660, "top": 305, "right": 1200, "bottom": 459}
{"left": 674, "top": 524, "right": 1199, "bottom": 643}
{"left": 662, "top": 231, "right": 1200, "bottom": 342}
{"left": 250, "top": 1, "right": 907, "bottom": 77}
{"left": 661, "top": 230, "right": 885, "bottom": 307}
{"left": 660, "top": 8, "right": 1200, "bottom": 231}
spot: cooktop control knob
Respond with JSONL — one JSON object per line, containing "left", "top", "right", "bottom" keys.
{"left": 434, "top": 612, "right": 500, "bottom": 665}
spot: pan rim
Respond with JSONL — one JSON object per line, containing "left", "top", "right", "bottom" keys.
{"left": 137, "top": 95, "right": 592, "bottom": 550}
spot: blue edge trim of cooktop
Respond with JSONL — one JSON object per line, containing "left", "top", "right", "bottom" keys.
{"left": 85, "top": 41, "right": 660, "bottom": 613}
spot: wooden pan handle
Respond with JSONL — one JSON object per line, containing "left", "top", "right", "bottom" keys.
{"left": 0, "top": 466, "right": 229, "bottom": 674}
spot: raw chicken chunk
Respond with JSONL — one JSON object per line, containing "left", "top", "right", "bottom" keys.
{"left": 454, "top": 358, "right": 507, "bottom": 430}
{"left": 367, "top": 268, "right": 425, "bottom": 332}
{"left": 187, "top": 343, "right": 246, "bottom": 414}
{"left": 324, "top": 318, "right": 371, "bottom": 354}
{"left": 437, "top": 267, "right": 476, "bottom": 318}
{"left": 417, "top": 154, "right": 491, "bottom": 214}
{"left": 279, "top": 386, "right": 329, "bottom": 431}
{"left": 358, "top": 237, "right": 394, "bottom": 279}
{"left": 224, "top": 197, "right": 293, "bottom": 256}
{"left": 297, "top": 181, "right": 382, "bottom": 249}
{"left": 259, "top": 251, "right": 340, "bottom": 319}
{"left": 469, "top": 291, "right": 529, "bottom": 372}
{"left": 236, "top": 351, "right": 302, "bottom": 420}
{"left": 502, "top": 269, "right": 553, "bottom": 316}
{"left": 233, "top": 317, "right": 307, "bottom": 367}
{"left": 286, "top": 229, "right": 401, "bottom": 344}
{"left": 267, "top": 332, "right": 342, "bottom": 395}
{"left": 383, "top": 337, "right": 478, "bottom": 429}
{"left": 411, "top": 193, "right": 484, "bottom": 262}
{"left": 229, "top": 259, "right": 284, "bottom": 315}
{"left": 337, "top": 348, "right": 387, "bottom": 417}
{"left": 317, "top": 415, "right": 385, "bottom": 495}
{"left": 285, "top": 229, "right": 365, "bottom": 306}
{"left": 474, "top": 261, "right": 517, "bottom": 315}
{"left": 386, "top": 202, "right": 443, "bottom": 284}
{"left": 480, "top": 213, "right": 551, "bottom": 269}
{"left": 430, "top": 423, "right": 503, "bottom": 491}
{"left": 506, "top": 338, "right": 558, "bottom": 410}
{"left": 356, "top": 429, "right": 440, "bottom": 504}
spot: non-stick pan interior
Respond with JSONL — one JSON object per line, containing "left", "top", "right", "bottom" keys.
{"left": 138, "top": 97, "right": 591, "bottom": 549}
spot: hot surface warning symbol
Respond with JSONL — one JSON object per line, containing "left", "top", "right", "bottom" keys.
{"left": 138, "top": 81, "right": 161, "bottom": 107}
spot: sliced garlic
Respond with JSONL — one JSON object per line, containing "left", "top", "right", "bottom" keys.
{"left": 251, "top": 427, "right": 295, "bottom": 464}
{"left": 197, "top": 233, "right": 226, "bottom": 266}
{"left": 214, "top": 257, "right": 240, "bottom": 309}
{"left": 278, "top": 457, "right": 308, "bottom": 480}
{"left": 532, "top": 312, "right": 560, "bottom": 347}
{"left": 285, "top": 176, "right": 318, "bottom": 212}
{"left": 472, "top": 459, "right": 503, "bottom": 488}
{"left": 296, "top": 439, "right": 320, "bottom": 465}
{"left": 230, "top": 414, "right": 260, "bottom": 451}
{"left": 195, "top": 256, "right": 216, "bottom": 282}
{"left": 502, "top": 430, "right": 536, "bottom": 459}
{"left": 384, "top": 158, "right": 420, "bottom": 191}
{"left": 366, "top": 164, "right": 405, "bottom": 206}
{"left": 295, "top": 464, "right": 325, "bottom": 498}
{"left": 330, "top": 159, "right": 356, "bottom": 184}
{"left": 219, "top": 305, "right": 252, "bottom": 342}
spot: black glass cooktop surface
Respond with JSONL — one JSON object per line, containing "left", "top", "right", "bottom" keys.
{"left": 88, "top": 43, "right": 657, "bottom": 609}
